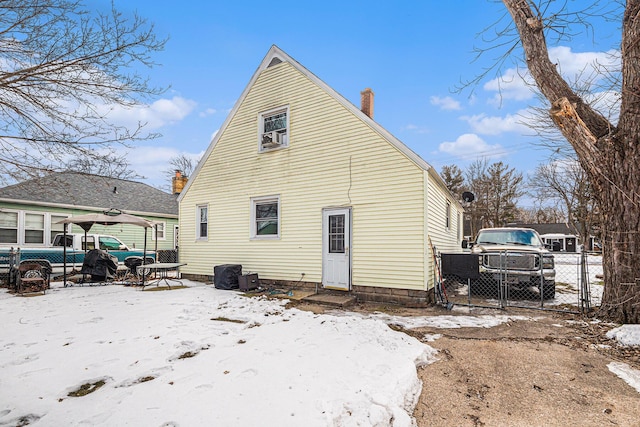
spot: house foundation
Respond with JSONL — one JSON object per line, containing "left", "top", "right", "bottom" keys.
{"left": 181, "top": 273, "right": 436, "bottom": 307}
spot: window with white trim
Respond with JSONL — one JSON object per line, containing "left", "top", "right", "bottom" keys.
{"left": 152, "top": 222, "right": 166, "bottom": 240}
{"left": 0, "top": 211, "right": 18, "bottom": 244}
{"left": 445, "top": 201, "right": 451, "bottom": 230}
{"left": 251, "top": 196, "right": 280, "bottom": 238}
{"left": 25, "top": 213, "right": 45, "bottom": 244}
{"left": 196, "top": 205, "right": 208, "bottom": 240}
{"left": 259, "top": 106, "right": 289, "bottom": 151}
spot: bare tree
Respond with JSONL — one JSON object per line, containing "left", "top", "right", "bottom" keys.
{"left": 529, "top": 159, "right": 599, "bottom": 250}
{"left": 0, "top": 0, "right": 166, "bottom": 184}
{"left": 163, "top": 154, "right": 198, "bottom": 181}
{"left": 65, "top": 154, "right": 144, "bottom": 181}
{"left": 497, "top": 0, "right": 639, "bottom": 322}
{"left": 515, "top": 205, "right": 566, "bottom": 224}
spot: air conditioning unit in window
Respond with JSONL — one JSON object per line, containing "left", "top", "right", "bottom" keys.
{"left": 261, "top": 131, "right": 283, "bottom": 148}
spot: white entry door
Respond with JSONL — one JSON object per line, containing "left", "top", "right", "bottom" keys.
{"left": 322, "top": 208, "right": 351, "bottom": 290}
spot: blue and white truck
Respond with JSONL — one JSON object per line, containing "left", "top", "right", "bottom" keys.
{"left": 0, "top": 233, "right": 154, "bottom": 283}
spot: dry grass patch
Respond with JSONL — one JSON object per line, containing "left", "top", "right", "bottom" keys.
{"left": 67, "top": 380, "right": 106, "bottom": 397}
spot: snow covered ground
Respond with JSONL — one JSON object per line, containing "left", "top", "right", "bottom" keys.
{"left": 552, "top": 253, "right": 604, "bottom": 305}
{"left": 0, "top": 280, "right": 638, "bottom": 427}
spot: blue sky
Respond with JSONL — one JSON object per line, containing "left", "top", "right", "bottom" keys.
{"left": 103, "top": 1, "right": 621, "bottom": 206}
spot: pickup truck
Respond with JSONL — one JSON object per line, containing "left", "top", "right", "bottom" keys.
{"left": 469, "top": 227, "right": 556, "bottom": 299}
{"left": 0, "top": 233, "right": 154, "bottom": 280}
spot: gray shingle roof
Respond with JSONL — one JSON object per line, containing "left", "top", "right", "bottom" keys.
{"left": 0, "top": 172, "right": 178, "bottom": 216}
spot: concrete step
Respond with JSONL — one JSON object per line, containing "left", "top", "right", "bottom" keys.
{"left": 302, "top": 293, "right": 357, "bottom": 307}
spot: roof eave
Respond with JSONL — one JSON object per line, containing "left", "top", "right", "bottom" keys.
{"left": 0, "top": 198, "right": 178, "bottom": 218}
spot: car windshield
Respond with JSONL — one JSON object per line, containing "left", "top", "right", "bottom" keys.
{"left": 476, "top": 229, "right": 543, "bottom": 247}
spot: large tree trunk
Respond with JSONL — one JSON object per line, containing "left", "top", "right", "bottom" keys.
{"left": 598, "top": 172, "right": 640, "bottom": 324}
{"left": 504, "top": 0, "right": 640, "bottom": 323}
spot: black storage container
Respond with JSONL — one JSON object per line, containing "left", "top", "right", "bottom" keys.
{"left": 440, "top": 253, "right": 480, "bottom": 280}
{"left": 213, "top": 264, "right": 242, "bottom": 290}
{"left": 238, "top": 273, "right": 259, "bottom": 291}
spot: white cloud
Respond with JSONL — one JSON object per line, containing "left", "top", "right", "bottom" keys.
{"left": 438, "top": 133, "right": 504, "bottom": 160}
{"left": 199, "top": 107, "right": 217, "bottom": 118}
{"left": 483, "top": 46, "right": 620, "bottom": 106}
{"left": 430, "top": 96, "right": 461, "bottom": 111}
{"left": 98, "top": 96, "right": 197, "bottom": 130}
{"left": 548, "top": 46, "right": 619, "bottom": 82}
{"left": 484, "top": 67, "right": 536, "bottom": 104}
{"left": 462, "top": 110, "right": 530, "bottom": 135}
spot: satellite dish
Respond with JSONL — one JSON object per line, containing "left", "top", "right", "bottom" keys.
{"left": 462, "top": 191, "right": 475, "bottom": 203}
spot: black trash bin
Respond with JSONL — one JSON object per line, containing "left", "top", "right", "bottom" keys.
{"left": 213, "top": 264, "right": 242, "bottom": 290}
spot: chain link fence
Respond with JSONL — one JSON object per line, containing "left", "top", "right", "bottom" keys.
{"left": 440, "top": 250, "right": 603, "bottom": 313}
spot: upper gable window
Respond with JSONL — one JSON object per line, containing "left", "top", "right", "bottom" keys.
{"left": 259, "top": 106, "right": 289, "bottom": 151}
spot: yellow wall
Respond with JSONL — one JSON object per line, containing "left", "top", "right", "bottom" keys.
{"left": 179, "top": 61, "right": 435, "bottom": 290}
{"left": 425, "top": 171, "right": 465, "bottom": 288}
{"left": 426, "top": 171, "right": 464, "bottom": 253}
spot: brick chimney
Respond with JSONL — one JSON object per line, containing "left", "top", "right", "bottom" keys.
{"left": 360, "top": 88, "right": 374, "bottom": 119}
{"left": 172, "top": 170, "right": 188, "bottom": 195}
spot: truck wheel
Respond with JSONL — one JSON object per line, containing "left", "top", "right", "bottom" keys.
{"left": 542, "top": 281, "right": 556, "bottom": 299}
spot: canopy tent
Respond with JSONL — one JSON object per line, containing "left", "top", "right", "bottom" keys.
{"left": 58, "top": 210, "right": 153, "bottom": 231}
{"left": 56, "top": 209, "right": 156, "bottom": 286}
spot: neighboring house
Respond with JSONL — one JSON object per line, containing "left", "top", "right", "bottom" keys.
{"left": 506, "top": 223, "right": 584, "bottom": 252}
{"left": 0, "top": 172, "right": 179, "bottom": 251}
{"left": 177, "top": 46, "right": 464, "bottom": 304}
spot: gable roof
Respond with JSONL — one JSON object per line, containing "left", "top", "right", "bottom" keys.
{"left": 0, "top": 172, "right": 178, "bottom": 217}
{"left": 179, "top": 45, "right": 456, "bottom": 205}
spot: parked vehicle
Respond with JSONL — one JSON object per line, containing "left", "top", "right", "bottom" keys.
{"left": 469, "top": 227, "right": 556, "bottom": 299}
{"left": 0, "top": 233, "right": 154, "bottom": 281}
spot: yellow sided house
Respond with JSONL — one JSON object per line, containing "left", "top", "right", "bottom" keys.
{"left": 178, "top": 46, "right": 463, "bottom": 304}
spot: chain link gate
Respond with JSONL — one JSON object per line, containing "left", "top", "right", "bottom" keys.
{"left": 440, "top": 250, "right": 603, "bottom": 313}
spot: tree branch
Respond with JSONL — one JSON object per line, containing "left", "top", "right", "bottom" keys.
{"left": 503, "top": 0, "right": 613, "bottom": 143}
